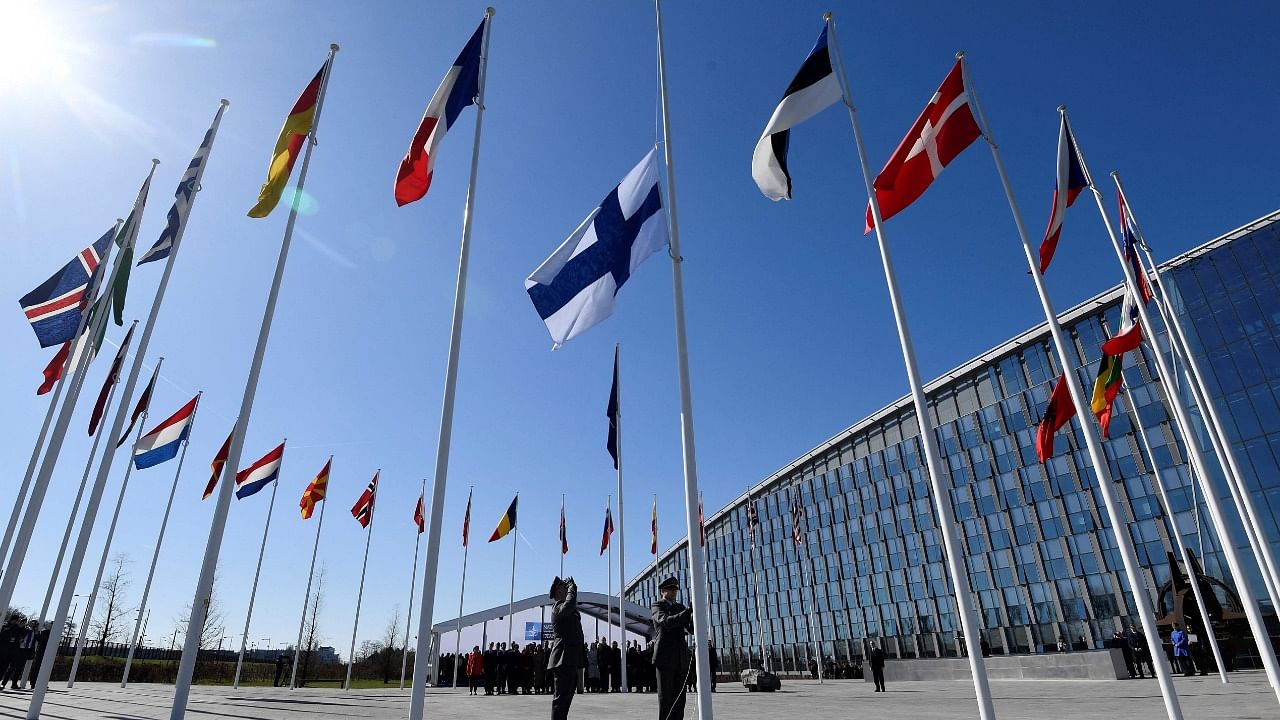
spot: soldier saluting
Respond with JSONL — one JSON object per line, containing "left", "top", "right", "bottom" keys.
{"left": 547, "top": 576, "right": 584, "bottom": 720}
{"left": 651, "top": 576, "right": 695, "bottom": 720}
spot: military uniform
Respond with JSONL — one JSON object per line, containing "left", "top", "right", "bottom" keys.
{"left": 651, "top": 577, "right": 694, "bottom": 720}
{"left": 547, "top": 577, "right": 584, "bottom": 720}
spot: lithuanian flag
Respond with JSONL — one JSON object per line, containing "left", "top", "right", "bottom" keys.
{"left": 1091, "top": 351, "right": 1125, "bottom": 438}
{"left": 248, "top": 63, "right": 326, "bottom": 218}
{"left": 488, "top": 495, "right": 518, "bottom": 542}
{"left": 300, "top": 458, "right": 331, "bottom": 519}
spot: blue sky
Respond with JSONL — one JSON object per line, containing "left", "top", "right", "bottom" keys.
{"left": 2, "top": 0, "right": 1277, "bottom": 660}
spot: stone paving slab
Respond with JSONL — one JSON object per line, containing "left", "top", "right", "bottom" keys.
{"left": 0, "top": 673, "right": 1274, "bottom": 719}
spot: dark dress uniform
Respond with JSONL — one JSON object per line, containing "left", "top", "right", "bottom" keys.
{"left": 548, "top": 578, "right": 584, "bottom": 720}
{"left": 869, "top": 645, "right": 886, "bottom": 692}
{"left": 651, "top": 579, "right": 694, "bottom": 720}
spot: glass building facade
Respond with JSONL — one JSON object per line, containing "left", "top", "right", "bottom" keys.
{"left": 626, "top": 211, "right": 1280, "bottom": 674}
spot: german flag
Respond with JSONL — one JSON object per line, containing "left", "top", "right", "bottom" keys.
{"left": 203, "top": 428, "right": 235, "bottom": 499}
{"left": 488, "top": 495, "right": 518, "bottom": 542}
{"left": 1091, "top": 352, "right": 1125, "bottom": 438}
{"left": 248, "top": 62, "right": 327, "bottom": 218}
{"left": 300, "top": 458, "right": 331, "bottom": 519}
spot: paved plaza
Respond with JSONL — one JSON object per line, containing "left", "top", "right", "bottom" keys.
{"left": 0, "top": 673, "right": 1274, "bottom": 720}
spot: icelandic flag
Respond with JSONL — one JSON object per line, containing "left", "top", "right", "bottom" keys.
{"left": 394, "top": 18, "right": 486, "bottom": 207}
{"left": 236, "top": 443, "right": 284, "bottom": 500}
{"left": 139, "top": 105, "right": 224, "bottom": 265}
{"left": 133, "top": 395, "right": 199, "bottom": 469}
{"left": 1038, "top": 113, "right": 1090, "bottom": 274}
{"left": 525, "top": 148, "right": 667, "bottom": 347}
{"left": 19, "top": 227, "right": 114, "bottom": 348}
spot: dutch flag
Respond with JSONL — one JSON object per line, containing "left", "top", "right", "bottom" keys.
{"left": 133, "top": 395, "right": 199, "bottom": 470}
{"left": 236, "top": 443, "right": 284, "bottom": 500}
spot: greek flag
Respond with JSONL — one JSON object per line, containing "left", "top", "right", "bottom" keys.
{"left": 525, "top": 148, "right": 666, "bottom": 347}
{"left": 138, "top": 108, "right": 221, "bottom": 266}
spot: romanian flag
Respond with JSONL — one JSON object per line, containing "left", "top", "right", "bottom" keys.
{"left": 1091, "top": 352, "right": 1125, "bottom": 438}
{"left": 488, "top": 495, "right": 517, "bottom": 542}
{"left": 203, "top": 428, "right": 235, "bottom": 499}
{"left": 248, "top": 62, "right": 327, "bottom": 218}
{"left": 300, "top": 458, "right": 331, "bottom": 519}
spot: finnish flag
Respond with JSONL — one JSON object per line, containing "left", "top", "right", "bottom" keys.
{"left": 526, "top": 148, "right": 667, "bottom": 347}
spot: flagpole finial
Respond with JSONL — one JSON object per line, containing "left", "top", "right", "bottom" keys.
{"left": 1058, "top": 104, "right": 1067, "bottom": 114}
{"left": 955, "top": 50, "right": 965, "bottom": 59}
{"left": 1110, "top": 170, "right": 1120, "bottom": 178}
{"left": 823, "top": 11, "right": 832, "bottom": 21}
{"left": 151, "top": 158, "right": 160, "bottom": 167}
{"left": 486, "top": 6, "right": 495, "bottom": 16}
{"left": 220, "top": 99, "right": 230, "bottom": 107}
{"left": 330, "top": 43, "right": 340, "bottom": 52}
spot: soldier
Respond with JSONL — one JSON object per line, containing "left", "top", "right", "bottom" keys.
{"left": 651, "top": 576, "right": 694, "bottom": 720}
{"left": 548, "top": 576, "right": 584, "bottom": 720}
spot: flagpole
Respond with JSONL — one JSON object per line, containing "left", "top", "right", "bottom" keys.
{"left": 172, "top": 50, "right": 336, "bottom": 719}
{"left": 401, "top": 479, "right": 426, "bottom": 690}
{"left": 1114, "top": 172, "right": 1280, "bottom": 606}
{"left": 344, "top": 471, "right": 378, "bottom": 691}
{"left": 613, "top": 345, "right": 629, "bottom": 691}
{"left": 234, "top": 465, "right": 283, "bottom": 689}
{"left": 508, "top": 495, "right": 518, "bottom": 648}
{"left": 748, "top": 493, "right": 767, "bottom": 672}
{"left": 793, "top": 490, "right": 822, "bottom": 683}
{"left": 961, "top": 65, "right": 1183, "bottom": 720}
{"left": 0, "top": 212, "right": 128, "bottom": 614}
{"left": 607, "top": 496, "right": 613, "bottom": 652}
{"left": 1068, "top": 124, "right": 1280, "bottom": 696}
{"left": 451, "top": 487, "right": 472, "bottom": 692}
{"left": 822, "top": 16, "right": 994, "bottom": 716}
{"left": 653, "top": 2, "right": 714, "bottom": 715}
{"left": 410, "top": 10, "right": 494, "bottom": 718}
{"left": 560, "top": 494, "right": 566, "bottom": 578}
{"left": 290, "top": 460, "right": 330, "bottom": 691}
{"left": 0, "top": 367, "right": 66, "bottom": 578}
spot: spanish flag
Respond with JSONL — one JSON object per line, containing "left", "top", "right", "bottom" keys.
{"left": 488, "top": 495, "right": 518, "bottom": 542}
{"left": 1091, "top": 352, "right": 1125, "bottom": 438}
{"left": 300, "top": 458, "right": 331, "bottom": 519}
{"left": 248, "top": 62, "right": 326, "bottom": 218}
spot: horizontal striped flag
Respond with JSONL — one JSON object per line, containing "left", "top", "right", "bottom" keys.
{"left": 236, "top": 443, "right": 284, "bottom": 500}
{"left": 19, "top": 227, "right": 114, "bottom": 348}
{"left": 248, "top": 61, "right": 327, "bottom": 218}
{"left": 134, "top": 394, "right": 199, "bottom": 470}
{"left": 488, "top": 495, "right": 517, "bottom": 542}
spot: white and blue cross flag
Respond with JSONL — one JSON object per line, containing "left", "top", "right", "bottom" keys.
{"left": 137, "top": 109, "right": 221, "bottom": 266}
{"left": 525, "top": 148, "right": 667, "bottom": 347}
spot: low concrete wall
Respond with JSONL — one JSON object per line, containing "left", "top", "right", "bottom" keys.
{"left": 867, "top": 649, "right": 1128, "bottom": 682}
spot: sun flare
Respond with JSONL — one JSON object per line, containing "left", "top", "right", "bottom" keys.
{"left": 0, "top": 2, "right": 73, "bottom": 90}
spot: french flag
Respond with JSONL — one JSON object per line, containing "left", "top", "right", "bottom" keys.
{"left": 236, "top": 443, "right": 284, "bottom": 500}
{"left": 1038, "top": 113, "right": 1090, "bottom": 274}
{"left": 394, "top": 18, "right": 486, "bottom": 207}
{"left": 134, "top": 395, "right": 199, "bottom": 470}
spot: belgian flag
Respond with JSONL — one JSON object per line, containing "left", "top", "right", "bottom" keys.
{"left": 248, "top": 62, "right": 327, "bottom": 218}
{"left": 488, "top": 495, "right": 518, "bottom": 542}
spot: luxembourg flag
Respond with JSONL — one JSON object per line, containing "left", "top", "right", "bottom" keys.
{"left": 393, "top": 17, "right": 487, "bottom": 206}
{"left": 133, "top": 395, "right": 199, "bottom": 470}
{"left": 236, "top": 443, "right": 284, "bottom": 500}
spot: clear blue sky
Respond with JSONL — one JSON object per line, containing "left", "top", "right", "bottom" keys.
{"left": 2, "top": 0, "right": 1277, "bottom": 659}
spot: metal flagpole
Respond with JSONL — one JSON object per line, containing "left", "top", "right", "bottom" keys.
{"left": 290, "top": 468, "right": 329, "bottom": 691}
{"left": 1119, "top": 385, "right": 1228, "bottom": 682}
{"left": 402, "top": 478, "right": 427, "bottom": 690}
{"left": 653, "top": 2, "right": 713, "bottom": 715}
{"left": 122, "top": 375, "right": 192, "bottom": 688}
{"left": 234, "top": 466, "right": 283, "bottom": 688}
{"left": 824, "top": 16, "right": 994, "bottom": 717}
{"left": 794, "top": 489, "right": 822, "bottom": 683}
{"left": 171, "top": 49, "right": 336, "bottom": 719}
{"left": 613, "top": 345, "right": 629, "bottom": 691}
{"left": 507, "top": 494, "right": 518, "bottom": 647}
{"left": 345, "top": 470, "right": 378, "bottom": 691}
{"left": 607, "top": 496, "right": 613, "bottom": 651}
{"left": 1115, "top": 172, "right": 1280, "bottom": 606}
{"left": 0, "top": 213, "right": 127, "bottom": 613}
{"left": 452, "top": 486, "right": 473, "bottom": 692}
{"left": 409, "top": 10, "right": 494, "bottom": 718}
{"left": 1, "top": 365, "right": 67, "bottom": 578}
{"left": 560, "top": 494, "right": 566, "bottom": 578}
{"left": 962, "top": 64, "right": 1183, "bottom": 720}
{"left": 1069, "top": 126, "right": 1280, "bottom": 697}
{"left": 748, "top": 492, "right": 768, "bottom": 672}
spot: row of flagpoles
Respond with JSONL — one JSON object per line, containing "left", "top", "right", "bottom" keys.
{"left": 7, "top": 3, "right": 1280, "bottom": 720}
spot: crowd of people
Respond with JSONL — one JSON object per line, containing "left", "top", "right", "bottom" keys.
{"left": 0, "top": 614, "right": 52, "bottom": 691}
{"left": 1106, "top": 622, "right": 1211, "bottom": 678}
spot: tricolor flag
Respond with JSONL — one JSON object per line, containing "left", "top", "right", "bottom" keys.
{"left": 18, "top": 227, "right": 114, "bottom": 348}
{"left": 1101, "top": 290, "right": 1143, "bottom": 356}
{"left": 1037, "top": 113, "right": 1091, "bottom": 273}
{"left": 134, "top": 394, "right": 199, "bottom": 470}
{"left": 116, "top": 362, "right": 159, "bottom": 447}
{"left": 607, "top": 347, "right": 621, "bottom": 469}
{"left": 37, "top": 342, "right": 71, "bottom": 395}
{"left": 865, "top": 60, "right": 982, "bottom": 232}
{"left": 488, "top": 495, "right": 517, "bottom": 543}
{"left": 599, "top": 505, "right": 614, "bottom": 556}
{"left": 89, "top": 324, "right": 135, "bottom": 436}
{"left": 462, "top": 488, "right": 473, "bottom": 547}
{"left": 650, "top": 498, "right": 657, "bottom": 555}
{"left": 300, "top": 458, "right": 330, "bottom": 520}
{"left": 248, "top": 61, "right": 328, "bottom": 218}
{"left": 1119, "top": 190, "right": 1153, "bottom": 304}
{"left": 1035, "top": 375, "right": 1078, "bottom": 463}
{"left": 751, "top": 24, "right": 842, "bottom": 201}
{"left": 394, "top": 18, "right": 486, "bottom": 207}
{"left": 414, "top": 490, "right": 425, "bottom": 534}
{"left": 559, "top": 502, "right": 568, "bottom": 555}
{"left": 525, "top": 149, "right": 666, "bottom": 347}
{"left": 790, "top": 490, "right": 806, "bottom": 545}
{"left": 203, "top": 428, "right": 234, "bottom": 499}
{"left": 139, "top": 106, "right": 224, "bottom": 265}
{"left": 351, "top": 471, "right": 379, "bottom": 528}
{"left": 236, "top": 443, "right": 284, "bottom": 500}
{"left": 1091, "top": 351, "right": 1125, "bottom": 438}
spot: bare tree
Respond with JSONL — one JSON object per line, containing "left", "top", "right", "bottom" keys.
{"left": 174, "top": 568, "right": 226, "bottom": 651}
{"left": 381, "top": 605, "right": 401, "bottom": 683}
{"left": 92, "top": 553, "right": 132, "bottom": 652}
{"left": 300, "top": 567, "right": 326, "bottom": 686}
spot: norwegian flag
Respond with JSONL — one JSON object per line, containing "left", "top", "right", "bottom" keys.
{"left": 1119, "top": 189, "right": 1153, "bottom": 304}
{"left": 791, "top": 490, "right": 806, "bottom": 545}
{"left": 462, "top": 487, "right": 473, "bottom": 547}
{"left": 1038, "top": 113, "right": 1091, "bottom": 273}
{"left": 351, "top": 471, "right": 379, "bottom": 528}
{"left": 19, "top": 227, "right": 115, "bottom": 348}
{"left": 599, "top": 505, "right": 614, "bottom": 556}
{"left": 414, "top": 490, "right": 425, "bottom": 534}
{"left": 865, "top": 60, "right": 982, "bottom": 233}
{"left": 746, "top": 496, "right": 759, "bottom": 547}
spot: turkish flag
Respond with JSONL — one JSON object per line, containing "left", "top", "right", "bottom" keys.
{"left": 865, "top": 60, "right": 982, "bottom": 233}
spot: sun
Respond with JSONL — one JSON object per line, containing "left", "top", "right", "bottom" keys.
{"left": 0, "top": 1, "right": 73, "bottom": 90}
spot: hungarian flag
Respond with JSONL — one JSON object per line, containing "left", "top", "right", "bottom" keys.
{"left": 1091, "top": 352, "right": 1125, "bottom": 437}
{"left": 1035, "top": 375, "right": 1078, "bottom": 463}
{"left": 607, "top": 347, "right": 621, "bottom": 470}
{"left": 203, "top": 428, "right": 234, "bottom": 499}
{"left": 300, "top": 458, "right": 330, "bottom": 520}
{"left": 1101, "top": 290, "right": 1143, "bottom": 355}
{"left": 37, "top": 341, "right": 71, "bottom": 395}
{"left": 116, "top": 362, "right": 160, "bottom": 447}
{"left": 351, "top": 471, "right": 379, "bottom": 528}
{"left": 236, "top": 442, "right": 284, "bottom": 500}
{"left": 89, "top": 324, "right": 135, "bottom": 436}
{"left": 559, "top": 502, "right": 568, "bottom": 555}
{"left": 414, "top": 490, "right": 425, "bottom": 534}
{"left": 1037, "top": 113, "right": 1090, "bottom": 274}
{"left": 463, "top": 488, "right": 473, "bottom": 547}
{"left": 746, "top": 496, "right": 759, "bottom": 547}
{"left": 864, "top": 60, "right": 982, "bottom": 232}
{"left": 599, "top": 505, "right": 614, "bottom": 556}
{"left": 1119, "top": 190, "right": 1153, "bottom": 304}
{"left": 650, "top": 498, "right": 657, "bottom": 555}
{"left": 248, "top": 60, "right": 328, "bottom": 218}
{"left": 488, "top": 495, "right": 517, "bottom": 542}
{"left": 394, "top": 18, "right": 486, "bottom": 206}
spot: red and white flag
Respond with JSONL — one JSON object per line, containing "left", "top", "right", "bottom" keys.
{"left": 414, "top": 490, "right": 425, "bottom": 534}
{"left": 865, "top": 60, "right": 982, "bottom": 233}
{"left": 351, "top": 471, "right": 379, "bottom": 528}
